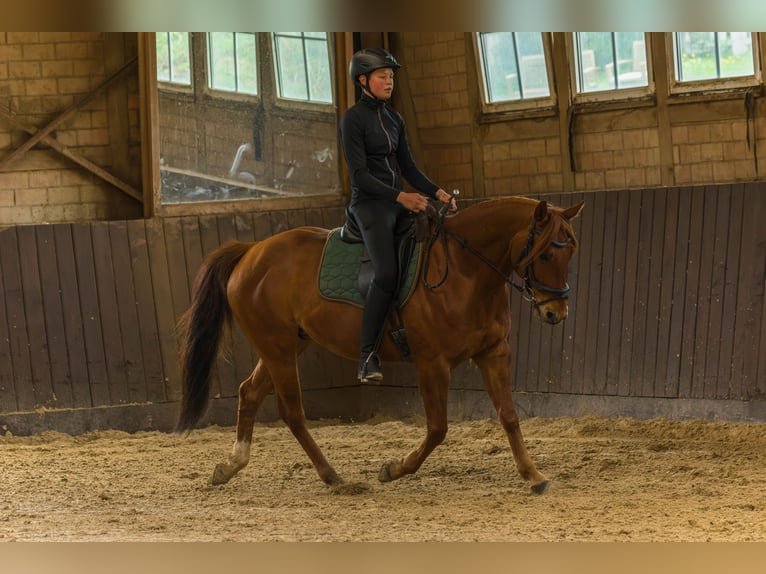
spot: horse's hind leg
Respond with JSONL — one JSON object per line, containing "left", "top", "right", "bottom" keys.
{"left": 211, "top": 360, "right": 273, "bottom": 485}
{"left": 266, "top": 359, "right": 343, "bottom": 487}
{"left": 474, "top": 348, "right": 549, "bottom": 494}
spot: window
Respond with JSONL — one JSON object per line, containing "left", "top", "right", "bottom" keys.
{"left": 156, "top": 32, "right": 191, "bottom": 86}
{"left": 207, "top": 32, "right": 258, "bottom": 95}
{"left": 475, "top": 32, "right": 554, "bottom": 111}
{"left": 673, "top": 32, "right": 756, "bottom": 82}
{"left": 573, "top": 32, "right": 649, "bottom": 94}
{"left": 155, "top": 32, "right": 339, "bottom": 207}
{"left": 273, "top": 32, "right": 332, "bottom": 103}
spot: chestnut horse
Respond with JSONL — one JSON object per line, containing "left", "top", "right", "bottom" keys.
{"left": 176, "top": 196, "right": 584, "bottom": 493}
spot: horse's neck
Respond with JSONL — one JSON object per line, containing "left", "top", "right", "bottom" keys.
{"left": 449, "top": 198, "right": 535, "bottom": 259}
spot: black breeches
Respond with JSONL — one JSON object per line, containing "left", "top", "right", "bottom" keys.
{"left": 349, "top": 200, "right": 412, "bottom": 294}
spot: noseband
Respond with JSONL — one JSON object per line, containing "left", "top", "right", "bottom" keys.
{"left": 423, "top": 211, "right": 572, "bottom": 309}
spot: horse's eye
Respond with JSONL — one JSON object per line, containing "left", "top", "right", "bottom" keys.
{"left": 539, "top": 252, "right": 552, "bottom": 262}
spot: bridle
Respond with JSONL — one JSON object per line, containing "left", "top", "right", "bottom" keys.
{"left": 422, "top": 209, "right": 573, "bottom": 308}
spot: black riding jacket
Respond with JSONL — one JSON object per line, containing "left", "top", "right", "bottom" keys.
{"left": 339, "top": 92, "right": 439, "bottom": 207}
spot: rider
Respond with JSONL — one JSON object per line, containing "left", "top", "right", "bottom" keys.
{"left": 339, "top": 47, "right": 456, "bottom": 383}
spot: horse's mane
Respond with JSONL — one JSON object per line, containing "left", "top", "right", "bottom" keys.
{"left": 451, "top": 196, "right": 577, "bottom": 270}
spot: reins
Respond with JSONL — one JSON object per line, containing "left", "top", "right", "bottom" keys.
{"left": 421, "top": 203, "right": 572, "bottom": 308}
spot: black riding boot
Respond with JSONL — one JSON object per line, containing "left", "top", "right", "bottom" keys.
{"left": 358, "top": 281, "right": 393, "bottom": 382}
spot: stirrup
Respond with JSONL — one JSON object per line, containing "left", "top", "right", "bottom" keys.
{"left": 358, "top": 353, "right": 383, "bottom": 383}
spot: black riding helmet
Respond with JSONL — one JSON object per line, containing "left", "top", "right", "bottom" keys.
{"left": 349, "top": 48, "right": 401, "bottom": 89}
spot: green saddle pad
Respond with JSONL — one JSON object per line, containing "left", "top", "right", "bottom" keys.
{"left": 318, "top": 228, "right": 421, "bottom": 308}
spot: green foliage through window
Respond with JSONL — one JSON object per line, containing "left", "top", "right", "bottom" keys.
{"left": 674, "top": 32, "right": 754, "bottom": 82}
{"left": 477, "top": 32, "right": 551, "bottom": 103}
{"left": 273, "top": 32, "right": 332, "bottom": 103}
{"left": 156, "top": 32, "right": 191, "bottom": 85}
{"left": 208, "top": 32, "right": 258, "bottom": 95}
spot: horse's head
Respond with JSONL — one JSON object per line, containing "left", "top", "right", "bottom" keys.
{"left": 513, "top": 200, "right": 584, "bottom": 325}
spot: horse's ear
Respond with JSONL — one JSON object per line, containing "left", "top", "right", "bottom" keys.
{"left": 562, "top": 200, "right": 585, "bottom": 221}
{"left": 534, "top": 200, "right": 550, "bottom": 223}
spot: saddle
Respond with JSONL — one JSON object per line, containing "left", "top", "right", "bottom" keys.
{"left": 317, "top": 207, "right": 432, "bottom": 359}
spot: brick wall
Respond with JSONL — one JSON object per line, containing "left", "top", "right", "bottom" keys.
{"left": 398, "top": 32, "right": 475, "bottom": 197}
{"left": 0, "top": 32, "right": 142, "bottom": 226}
{"left": 392, "top": 32, "right": 766, "bottom": 198}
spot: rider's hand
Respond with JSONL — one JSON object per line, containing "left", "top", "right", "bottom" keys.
{"left": 397, "top": 191, "right": 429, "bottom": 213}
{"left": 435, "top": 189, "right": 457, "bottom": 213}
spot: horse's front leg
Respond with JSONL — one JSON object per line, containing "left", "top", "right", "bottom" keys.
{"left": 211, "top": 360, "right": 273, "bottom": 485}
{"left": 378, "top": 359, "right": 450, "bottom": 482}
{"left": 473, "top": 345, "right": 550, "bottom": 494}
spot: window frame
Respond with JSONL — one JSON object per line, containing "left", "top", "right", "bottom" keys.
{"left": 205, "top": 32, "right": 260, "bottom": 98}
{"left": 666, "top": 32, "right": 762, "bottom": 95}
{"left": 271, "top": 32, "right": 335, "bottom": 112}
{"left": 473, "top": 32, "right": 557, "bottom": 116}
{"left": 568, "top": 32, "right": 654, "bottom": 104}
{"left": 156, "top": 32, "right": 193, "bottom": 94}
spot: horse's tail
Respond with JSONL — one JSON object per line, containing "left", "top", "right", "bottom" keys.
{"left": 175, "top": 240, "right": 252, "bottom": 433}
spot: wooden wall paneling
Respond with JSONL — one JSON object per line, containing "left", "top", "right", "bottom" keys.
{"left": 583, "top": 190, "right": 606, "bottom": 396}
{"left": 91, "top": 222, "right": 129, "bottom": 405}
{"left": 53, "top": 225, "right": 92, "bottom": 408}
{"left": 690, "top": 187, "right": 718, "bottom": 399}
{"left": 109, "top": 221, "right": 147, "bottom": 404}
{"left": 162, "top": 217, "right": 193, "bottom": 398}
{"left": 512, "top": 281, "right": 533, "bottom": 392}
{"left": 71, "top": 223, "right": 111, "bottom": 406}
{"left": 269, "top": 209, "right": 290, "bottom": 236}
{"left": 664, "top": 187, "right": 692, "bottom": 398}
{"left": 593, "top": 190, "right": 617, "bottom": 396}
{"left": 253, "top": 211, "right": 274, "bottom": 241}
{"left": 17, "top": 226, "right": 53, "bottom": 408}
{"left": 0, "top": 230, "right": 19, "bottom": 412}
{"left": 617, "top": 191, "right": 642, "bottom": 397}
{"left": 629, "top": 189, "right": 654, "bottom": 397}
{"left": 126, "top": 219, "right": 166, "bottom": 403}
{"left": 35, "top": 225, "right": 74, "bottom": 409}
{"left": 304, "top": 207, "right": 325, "bottom": 228}
{"left": 731, "top": 183, "right": 764, "bottom": 399}
{"left": 144, "top": 218, "right": 181, "bottom": 401}
{"left": 180, "top": 216, "right": 204, "bottom": 306}
{"left": 570, "top": 191, "right": 595, "bottom": 395}
{"left": 756, "top": 187, "right": 766, "bottom": 398}
{"left": 678, "top": 186, "right": 705, "bottom": 398}
{"left": 642, "top": 188, "right": 669, "bottom": 397}
{"left": 286, "top": 208, "right": 308, "bottom": 230}
{"left": 605, "top": 189, "right": 630, "bottom": 395}
{"left": 655, "top": 188, "right": 682, "bottom": 398}
{"left": 558, "top": 194, "right": 584, "bottom": 394}
{"left": 322, "top": 205, "right": 346, "bottom": 229}
{"left": 717, "top": 185, "right": 744, "bottom": 399}
{"left": 703, "top": 185, "right": 731, "bottom": 399}
{"left": 2, "top": 226, "right": 37, "bottom": 410}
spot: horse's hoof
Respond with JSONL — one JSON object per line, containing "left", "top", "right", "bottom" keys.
{"left": 210, "top": 463, "right": 231, "bottom": 486}
{"left": 531, "top": 479, "right": 550, "bottom": 495}
{"left": 378, "top": 459, "right": 399, "bottom": 483}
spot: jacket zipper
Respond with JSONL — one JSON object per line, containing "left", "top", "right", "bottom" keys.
{"left": 377, "top": 107, "right": 396, "bottom": 187}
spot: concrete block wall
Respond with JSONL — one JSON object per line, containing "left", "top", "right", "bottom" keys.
{"left": 0, "top": 32, "right": 142, "bottom": 225}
